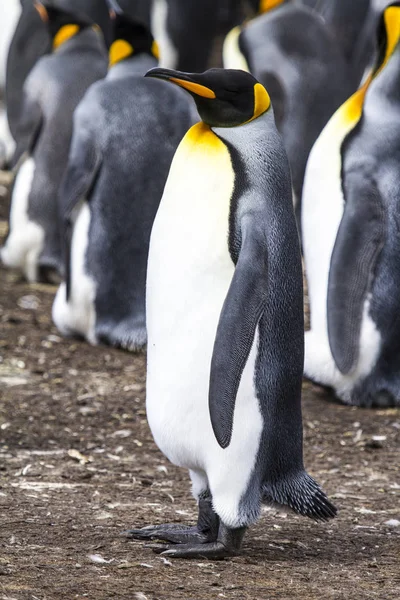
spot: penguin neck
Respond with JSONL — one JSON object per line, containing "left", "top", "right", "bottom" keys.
{"left": 367, "top": 44, "right": 400, "bottom": 107}
{"left": 211, "top": 110, "right": 271, "bottom": 147}
{"left": 108, "top": 53, "right": 158, "bottom": 78}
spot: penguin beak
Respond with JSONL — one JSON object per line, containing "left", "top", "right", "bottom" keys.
{"left": 34, "top": 2, "right": 49, "bottom": 22}
{"left": 145, "top": 68, "right": 216, "bottom": 99}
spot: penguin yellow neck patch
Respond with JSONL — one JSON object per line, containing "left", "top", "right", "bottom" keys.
{"left": 183, "top": 122, "right": 225, "bottom": 153}
{"left": 53, "top": 24, "right": 80, "bottom": 50}
{"left": 340, "top": 5, "right": 400, "bottom": 127}
{"left": 259, "top": 0, "right": 285, "bottom": 14}
{"left": 109, "top": 40, "right": 134, "bottom": 67}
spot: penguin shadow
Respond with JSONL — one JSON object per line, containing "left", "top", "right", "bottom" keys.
{"left": 243, "top": 520, "right": 391, "bottom": 566}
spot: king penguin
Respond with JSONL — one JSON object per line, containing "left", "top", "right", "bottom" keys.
{"left": 297, "top": 0, "right": 373, "bottom": 87}
{"left": 125, "top": 67, "right": 336, "bottom": 559}
{"left": 5, "top": 0, "right": 111, "bottom": 168}
{"left": 222, "top": 0, "right": 355, "bottom": 224}
{"left": 152, "top": 0, "right": 224, "bottom": 72}
{"left": 0, "top": 1, "right": 109, "bottom": 283}
{"left": 302, "top": 2, "right": 400, "bottom": 407}
{"left": 52, "top": 0, "right": 196, "bottom": 350}
{"left": 0, "top": 0, "right": 21, "bottom": 167}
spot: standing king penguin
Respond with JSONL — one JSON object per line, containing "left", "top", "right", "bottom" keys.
{"left": 52, "top": 1, "right": 195, "bottom": 350}
{"left": 303, "top": 2, "right": 400, "bottom": 407}
{"left": 126, "top": 67, "right": 336, "bottom": 558}
{"left": 0, "top": 1, "right": 108, "bottom": 283}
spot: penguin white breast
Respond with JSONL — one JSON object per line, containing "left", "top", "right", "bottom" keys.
{"left": 52, "top": 201, "right": 97, "bottom": 345}
{"left": 302, "top": 109, "right": 348, "bottom": 337}
{"left": 146, "top": 123, "right": 263, "bottom": 491}
{"left": 302, "top": 93, "right": 381, "bottom": 397}
{"left": 222, "top": 27, "right": 250, "bottom": 72}
{"left": 0, "top": 157, "right": 44, "bottom": 282}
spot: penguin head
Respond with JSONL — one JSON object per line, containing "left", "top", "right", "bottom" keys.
{"left": 106, "top": 0, "right": 159, "bottom": 66}
{"left": 145, "top": 68, "right": 271, "bottom": 127}
{"left": 373, "top": 1, "right": 400, "bottom": 75}
{"left": 249, "top": 0, "right": 286, "bottom": 15}
{"left": 34, "top": 1, "right": 112, "bottom": 49}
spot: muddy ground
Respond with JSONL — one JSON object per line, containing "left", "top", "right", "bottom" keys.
{"left": 0, "top": 179, "right": 399, "bottom": 600}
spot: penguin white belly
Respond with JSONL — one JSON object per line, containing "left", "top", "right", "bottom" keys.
{"left": 146, "top": 123, "right": 263, "bottom": 527}
{"left": 0, "top": 157, "right": 44, "bottom": 282}
{"left": 151, "top": 0, "right": 178, "bottom": 69}
{"left": 0, "top": 109, "right": 15, "bottom": 168}
{"left": 52, "top": 201, "right": 97, "bottom": 345}
{"left": 302, "top": 107, "right": 381, "bottom": 400}
{"left": 0, "top": 0, "right": 21, "bottom": 88}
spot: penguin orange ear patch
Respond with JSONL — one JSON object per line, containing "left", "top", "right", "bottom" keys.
{"left": 259, "top": 0, "right": 285, "bottom": 14}
{"left": 251, "top": 83, "right": 271, "bottom": 121}
{"left": 109, "top": 40, "right": 134, "bottom": 67}
{"left": 151, "top": 41, "right": 160, "bottom": 61}
{"left": 53, "top": 25, "right": 80, "bottom": 50}
{"left": 35, "top": 2, "right": 49, "bottom": 22}
{"left": 169, "top": 78, "right": 216, "bottom": 99}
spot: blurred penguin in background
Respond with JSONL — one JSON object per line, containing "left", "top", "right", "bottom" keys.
{"left": 0, "top": 0, "right": 22, "bottom": 167}
{"left": 4, "top": 0, "right": 50, "bottom": 166}
{"left": 302, "top": 2, "right": 400, "bottom": 407}
{"left": 297, "top": 0, "right": 373, "bottom": 87}
{"left": 52, "top": 0, "right": 196, "bottom": 351}
{"left": 152, "top": 0, "right": 237, "bottom": 71}
{"left": 0, "top": 0, "right": 109, "bottom": 283}
{"left": 5, "top": 0, "right": 112, "bottom": 166}
{"left": 223, "top": 0, "right": 355, "bottom": 222}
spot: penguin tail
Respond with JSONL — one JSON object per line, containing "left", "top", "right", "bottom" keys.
{"left": 263, "top": 472, "right": 337, "bottom": 522}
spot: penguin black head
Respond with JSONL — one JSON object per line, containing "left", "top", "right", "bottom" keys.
{"left": 145, "top": 68, "right": 271, "bottom": 127}
{"left": 34, "top": 1, "right": 113, "bottom": 49}
{"left": 106, "top": 0, "right": 159, "bottom": 66}
{"left": 373, "top": 2, "right": 400, "bottom": 75}
{"left": 34, "top": 1, "right": 95, "bottom": 49}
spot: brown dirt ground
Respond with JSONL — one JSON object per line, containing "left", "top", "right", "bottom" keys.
{"left": 0, "top": 175, "right": 399, "bottom": 600}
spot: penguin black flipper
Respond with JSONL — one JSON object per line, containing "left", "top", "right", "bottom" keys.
{"left": 12, "top": 95, "right": 43, "bottom": 167}
{"left": 209, "top": 213, "right": 268, "bottom": 449}
{"left": 59, "top": 129, "right": 102, "bottom": 299}
{"left": 327, "top": 174, "right": 386, "bottom": 374}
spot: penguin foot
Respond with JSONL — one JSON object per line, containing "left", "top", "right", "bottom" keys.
{"left": 123, "top": 523, "right": 208, "bottom": 545}
{"left": 124, "top": 496, "right": 220, "bottom": 545}
{"left": 147, "top": 541, "right": 239, "bottom": 560}
{"left": 146, "top": 524, "right": 247, "bottom": 560}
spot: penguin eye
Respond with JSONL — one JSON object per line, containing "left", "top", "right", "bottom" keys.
{"left": 224, "top": 87, "right": 242, "bottom": 95}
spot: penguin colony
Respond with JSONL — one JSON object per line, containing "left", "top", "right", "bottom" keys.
{"left": 0, "top": 0, "right": 399, "bottom": 559}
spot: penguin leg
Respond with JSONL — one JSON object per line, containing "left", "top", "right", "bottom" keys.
{"left": 150, "top": 523, "right": 247, "bottom": 560}
{"left": 123, "top": 496, "right": 219, "bottom": 545}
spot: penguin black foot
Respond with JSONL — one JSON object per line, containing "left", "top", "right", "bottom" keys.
{"left": 123, "top": 496, "right": 219, "bottom": 545}
{"left": 147, "top": 524, "right": 247, "bottom": 560}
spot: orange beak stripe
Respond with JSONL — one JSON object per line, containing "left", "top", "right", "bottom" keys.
{"left": 169, "top": 78, "right": 216, "bottom": 99}
{"left": 35, "top": 3, "right": 49, "bottom": 22}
